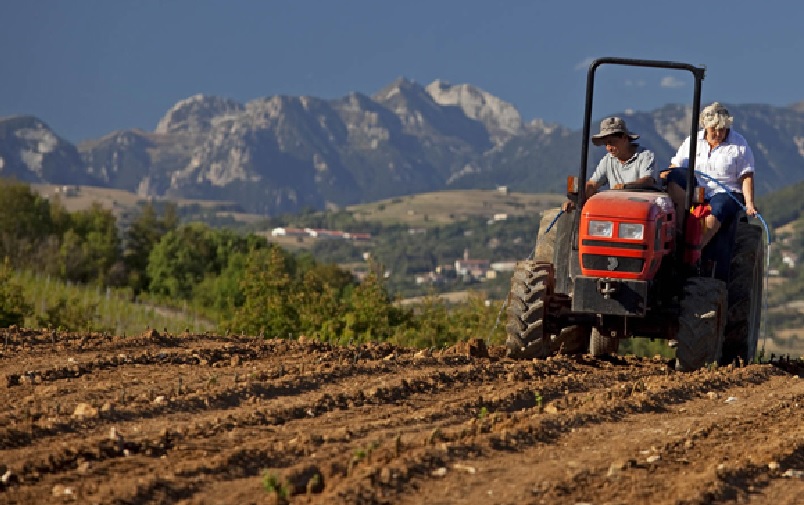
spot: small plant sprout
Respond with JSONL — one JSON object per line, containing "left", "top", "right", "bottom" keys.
{"left": 306, "top": 473, "right": 321, "bottom": 494}
{"left": 534, "top": 391, "right": 544, "bottom": 408}
{"left": 261, "top": 470, "right": 289, "bottom": 498}
{"left": 478, "top": 406, "right": 489, "bottom": 419}
{"left": 352, "top": 440, "right": 381, "bottom": 463}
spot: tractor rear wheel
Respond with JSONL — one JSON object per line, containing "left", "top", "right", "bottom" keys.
{"left": 532, "top": 207, "right": 562, "bottom": 262}
{"left": 721, "top": 222, "right": 764, "bottom": 365}
{"left": 674, "top": 277, "right": 727, "bottom": 371}
{"left": 506, "top": 261, "right": 553, "bottom": 359}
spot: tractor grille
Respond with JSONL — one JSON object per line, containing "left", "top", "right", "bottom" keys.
{"left": 582, "top": 239, "right": 647, "bottom": 250}
{"left": 582, "top": 254, "right": 644, "bottom": 273}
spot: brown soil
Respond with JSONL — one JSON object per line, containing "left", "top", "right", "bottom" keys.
{"left": 1, "top": 330, "right": 802, "bottom": 505}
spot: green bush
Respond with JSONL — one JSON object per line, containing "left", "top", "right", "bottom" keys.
{"left": 0, "top": 260, "right": 32, "bottom": 327}
{"left": 35, "top": 295, "right": 104, "bottom": 332}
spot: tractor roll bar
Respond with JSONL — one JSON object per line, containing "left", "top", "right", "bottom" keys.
{"left": 579, "top": 57, "right": 706, "bottom": 243}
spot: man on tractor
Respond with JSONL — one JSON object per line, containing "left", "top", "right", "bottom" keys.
{"left": 563, "top": 117, "right": 657, "bottom": 211}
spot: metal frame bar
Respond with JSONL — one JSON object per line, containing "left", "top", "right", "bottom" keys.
{"left": 578, "top": 57, "right": 705, "bottom": 242}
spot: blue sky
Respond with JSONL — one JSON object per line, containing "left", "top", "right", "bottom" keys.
{"left": 2, "top": 0, "right": 800, "bottom": 143}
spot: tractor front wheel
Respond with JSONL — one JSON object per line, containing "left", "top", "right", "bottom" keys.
{"left": 589, "top": 327, "right": 619, "bottom": 356}
{"left": 505, "top": 261, "right": 553, "bottom": 359}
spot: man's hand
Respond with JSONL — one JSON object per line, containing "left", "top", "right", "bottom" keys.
{"left": 745, "top": 202, "right": 758, "bottom": 217}
{"left": 561, "top": 200, "right": 575, "bottom": 212}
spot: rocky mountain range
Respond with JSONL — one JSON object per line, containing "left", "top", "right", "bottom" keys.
{"left": 2, "top": 79, "right": 803, "bottom": 215}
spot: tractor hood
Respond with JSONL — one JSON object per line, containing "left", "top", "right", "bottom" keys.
{"left": 582, "top": 191, "right": 673, "bottom": 222}
{"left": 578, "top": 190, "right": 675, "bottom": 280}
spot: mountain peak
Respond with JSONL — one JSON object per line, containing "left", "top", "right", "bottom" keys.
{"left": 372, "top": 77, "right": 429, "bottom": 102}
{"left": 0, "top": 115, "right": 53, "bottom": 133}
{"left": 155, "top": 94, "right": 244, "bottom": 134}
{"left": 425, "top": 80, "right": 523, "bottom": 143}
{"left": 0, "top": 115, "right": 94, "bottom": 184}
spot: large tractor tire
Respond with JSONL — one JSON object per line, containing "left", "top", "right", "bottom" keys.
{"left": 532, "top": 207, "right": 562, "bottom": 262}
{"left": 506, "top": 261, "right": 553, "bottom": 359}
{"left": 674, "top": 277, "right": 728, "bottom": 371}
{"left": 721, "top": 222, "right": 764, "bottom": 365}
{"left": 589, "top": 327, "right": 619, "bottom": 356}
{"left": 534, "top": 206, "right": 577, "bottom": 295}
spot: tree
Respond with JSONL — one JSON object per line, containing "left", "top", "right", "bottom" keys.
{"left": 193, "top": 251, "right": 248, "bottom": 320}
{"left": 59, "top": 203, "right": 120, "bottom": 285}
{"left": 124, "top": 202, "right": 179, "bottom": 293}
{"left": 146, "top": 222, "right": 269, "bottom": 303}
{"left": 146, "top": 222, "right": 224, "bottom": 300}
{"left": 342, "top": 262, "right": 408, "bottom": 343}
{"left": 293, "top": 265, "right": 352, "bottom": 341}
{"left": 409, "top": 291, "right": 453, "bottom": 348}
{"left": 230, "top": 246, "right": 298, "bottom": 337}
{"left": 0, "top": 179, "right": 55, "bottom": 269}
{"left": 0, "top": 260, "right": 32, "bottom": 328}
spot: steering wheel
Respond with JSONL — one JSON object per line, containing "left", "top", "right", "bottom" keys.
{"left": 622, "top": 182, "right": 660, "bottom": 192}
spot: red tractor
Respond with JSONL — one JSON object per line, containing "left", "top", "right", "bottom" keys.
{"left": 505, "top": 58, "right": 765, "bottom": 370}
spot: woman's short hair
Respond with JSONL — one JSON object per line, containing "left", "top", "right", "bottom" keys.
{"left": 700, "top": 102, "right": 734, "bottom": 129}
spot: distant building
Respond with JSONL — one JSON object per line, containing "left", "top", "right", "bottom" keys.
{"left": 271, "top": 227, "right": 372, "bottom": 241}
{"left": 304, "top": 228, "right": 340, "bottom": 239}
{"left": 54, "top": 185, "right": 80, "bottom": 197}
{"left": 271, "top": 227, "right": 306, "bottom": 237}
{"left": 455, "top": 258, "right": 490, "bottom": 277}
{"left": 415, "top": 272, "right": 444, "bottom": 284}
{"left": 344, "top": 232, "right": 372, "bottom": 241}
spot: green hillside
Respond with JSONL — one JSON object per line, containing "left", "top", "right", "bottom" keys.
{"left": 5, "top": 176, "right": 804, "bottom": 357}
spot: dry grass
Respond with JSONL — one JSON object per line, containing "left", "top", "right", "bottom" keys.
{"left": 30, "top": 185, "right": 565, "bottom": 229}
{"left": 347, "top": 189, "right": 565, "bottom": 227}
{"left": 31, "top": 184, "right": 146, "bottom": 214}
{"left": 30, "top": 184, "right": 253, "bottom": 222}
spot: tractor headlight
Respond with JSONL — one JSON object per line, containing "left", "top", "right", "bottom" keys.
{"left": 588, "top": 220, "right": 613, "bottom": 237}
{"left": 618, "top": 223, "right": 644, "bottom": 240}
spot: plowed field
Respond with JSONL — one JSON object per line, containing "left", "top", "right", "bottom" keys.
{"left": 1, "top": 330, "right": 802, "bottom": 505}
